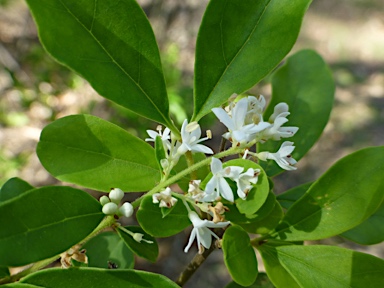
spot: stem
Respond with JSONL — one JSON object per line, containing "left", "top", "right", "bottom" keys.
{"left": 131, "top": 146, "right": 244, "bottom": 208}
{"left": 185, "top": 151, "right": 197, "bottom": 180}
{"left": 0, "top": 216, "right": 116, "bottom": 284}
{"left": 175, "top": 238, "right": 220, "bottom": 286}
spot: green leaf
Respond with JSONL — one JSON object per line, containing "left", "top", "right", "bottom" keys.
{"left": 82, "top": 231, "right": 134, "bottom": 269}
{"left": 259, "top": 50, "right": 335, "bottom": 176}
{"left": 0, "top": 177, "right": 34, "bottom": 202}
{"left": 258, "top": 241, "right": 300, "bottom": 288}
{"left": 155, "top": 136, "right": 167, "bottom": 172}
{"left": 192, "top": 0, "right": 311, "bottom": 121}
{"left": 225, "top": 272, "right": 274, "bottom": 288}
{"left": 341, "top": 201, "right": 384, "bottom": 245}
{"left": 117, "top": 226, "right": 158, "bottom": 262}
{"left": 21, "top": 268, "right": 180, "bottom": 288}
{"left": 25, "top": 0, "right": 176, "bottom": 129}
{"left": 275, "top": 245, "right": 384, "bottom": 288}
{"left": 0, "top": 266, "right": 10, "bottom": 278}
{"left": 226, "top": 192, "right": 277, "bottom": 225}
{"left": 1, "top": 284, "right": 41, "bottom": 288}
{"left": 276, "top": 182, "right": 313, "bottom": 210}
{"left": 136, "top": 194, "right": 190, "bottom": 237}
{"left": 240, "top": 200, "right": 283, "bottom": 235}
{"left": 0, "top": 186, "right": 104, "bottom": 267}
{"left": 273, "top": 147, "right": 384, "bottom": 241}
{"left": 37, "top": 114, "right": 160, "bottom": 192}
{"left": 223, "top": 226, "right": 258, "bottom": 286}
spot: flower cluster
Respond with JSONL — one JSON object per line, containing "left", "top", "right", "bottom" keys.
{"left": 99, "top": 188, "right": 133, "bottom": 218}
{"left": 152, "top": 187, "right": 178, "bottom": 208}
{"left": 146, "top": 120, "right": 213, "bottom": 177}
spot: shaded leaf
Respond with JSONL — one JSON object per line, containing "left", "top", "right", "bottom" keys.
{"left": 341, "top": 201, "right": 384, "bottom": 245}
{"left": 223, "top": 226, "right": 258, "bottom": 286}
{"left": 273, "top": 147, "right": 384, "bottom": 241}
{"left": 82, "top": 231, "right": 134, "bottom": 269}
{"left": 21, "top": 268, "right": 180, "bottom": 288}
{"left": 0, "top": 186, "right": 104, "bottom": 266}
{"left": 193, "top": 0, "right": 311, "bottom": 121}
{"left": 136, "top": 194, "right": 190, "bottom": 237}
{"left": 37, "top": 114, "right": 160, "bottom": 192}
{"left": 0, "top": 177, "right": 34, "bottom": 202}
{"left": 276, "top": 182, "right": 313, "bottom": 210}
{"left": 26, "top": 0, "right": 176, "bottom": 129}
{"left": 225, "top": 272, "right": 274, "bottom": 288}
{"left": 259, "top": 50, "right": 335, "bottom": 176}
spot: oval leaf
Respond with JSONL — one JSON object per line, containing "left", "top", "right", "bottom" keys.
{"left": 274, "top": 147, "right": 384, "bottom": 241}
{"left": 21, "top": 268, "right": 180, "bottom": 288}
{"left": 259, "top": 49, "right": 335, "bottom": 176}
{"left": 276, "top": 182, "right": 313, "bottom": 210}
{"left": 193, "top": 0, "right": 311, "bottom": 121}
{"left": 117, "top": 226, "right": 158, "bottom": 262}
{"left": 0, "top": 177, "right": 34, "bottom": 202}
{"left": 37, "top": 114, "right": 160, "bottom": 192}
{"left": 0, "top": 186, "right": 104, "bottom": 267}
{"left": 136, "top": 194, "right": 190, "bottom": 237}
{"left": 82, "top": 231, "right": 134, "bottom": 269}
{"left": 223, "top": 226, "right": 258, "bottom": 286}
{"left": 258, "top": 241, "right": 301, "bottom": 288}
{"left": 276, "top": 245, "right": 384, "bottom": 288}
{"left": 25, "top": 0, "right": 176, "bottom": 129}
{"left": 341, "top": 201, "right": 384, "bottom": 245}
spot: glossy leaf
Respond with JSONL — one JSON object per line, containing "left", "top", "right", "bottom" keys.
{"left": 273, "top": 147, "right": 384, "bottom": 241}
{"left": 258, "top": 241, "right": 301, "bottom": 288}
{"left": 276, "top": 182, "right": 313, "bottom": 210}
{"left": 136, "top": 194, "right": 190, "bottom": 237}
{"left": 240, "top": 200, "right": 283, "bottom": 235}
{"left": 21, "top": 268, "right": 180, "bottom": 288}
{"left": 26, "top": 0, "right": 176, "bottom": 129}
{"left": 117, "top": 226, "right": 158, "bottom": 262}
{"left": 0, "top": 177, "right": 34, "bottom": 202}
{"left": 225, "top": 273, "right": 274, "bottom": 288}
{"left": 0, "top": 186, "right": 104, "bottom": 267}
{"left": 226, "top": 192, "right": 276, "bottom": 225}
{"left": 37, "top": 114, "right": 160, "bottom": 192}
{"left": 193, "top": 0, "right": 311, "bottom": 121}
{"left": 223, "top": 226, "right": 258, "bottom": 286}
{"left": 275, "top": 245, "right": 384, "bottom": 287}
{"left": 82, "top": 231, "right": 134, "bottom": 269}
{"left": 259, "top": 50, "right": 335, "bottom": 176}
{"left": 341, "top": 201, "right": 384, "bottom": 245}
{"left": 1, "top": 284, "right": 41, "bottom": 288}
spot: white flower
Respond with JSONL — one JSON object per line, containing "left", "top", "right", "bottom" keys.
{"left": 261, "top": 103, "right": 298, "bottom": 141}
{"left": 184, "top": 211, "right": 230, "bottom": 253}
{"left": 212, "top": 97, "right": 271, "bottom": 145}
{"left": 187, "top": 180, "right": 205, "bottom": 201}
{"left": 204, "top": 158, "right": 242, "bottom": 202}
{"left": 152, "top": 187, "right": 178, "bottom": 208}
{"left": 145, "top": 125, "right": 171, "bottom": 150}
{"left": 234, "top": 168, "right": 260, "bottom": 200}
{"left": 257, "top": 141, "right": 297, "bottom": 171}
{"left": 245, "top": 95, "right": 266, "bottom": 124}
{"left": 177, "top": 120, "right": 213, "bottom": 155}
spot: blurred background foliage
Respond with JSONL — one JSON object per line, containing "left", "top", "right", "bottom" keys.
{"left": 0, "top": 0, "right": 384, "bottom": 286}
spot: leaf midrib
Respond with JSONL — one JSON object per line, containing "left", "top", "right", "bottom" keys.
{"left": 57, "top": 0, "right": 170, "bottom": 125}
{"left": 196, "top": 0, "right": 272, "bottom": 118}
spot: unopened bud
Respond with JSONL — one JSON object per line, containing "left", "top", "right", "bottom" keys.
{"left": 118, "top": 202, "right": 134, "bottom": 218}
{"left": 99, "top": 195, "right": 110, "bottom": 206}
{"left": 109, "top": 188, "right": 124, "bottom": 204}
{"left": 102, "top": 202, "right": 118, "bottom": 215}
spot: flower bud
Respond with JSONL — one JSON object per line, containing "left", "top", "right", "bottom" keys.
{"left": 99, "top": 195, "right": 110, "bottom": 206}
{"left": 102, "top": 202, "right": 118, "bottom": 215}
{"left": 118, "top": 202, "right": 134, "bottom": 218}
{"left": 109, "top": 188, "right": 124, "bottom": 204}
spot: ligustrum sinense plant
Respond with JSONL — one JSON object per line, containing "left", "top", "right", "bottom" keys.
{"left": 1, "top": 0, "right": 384, "bottom": 287}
